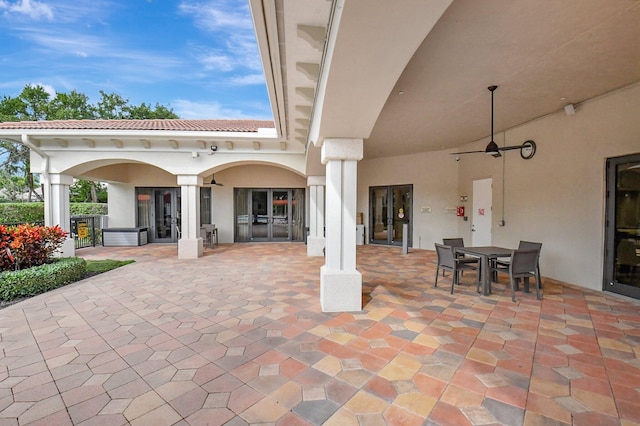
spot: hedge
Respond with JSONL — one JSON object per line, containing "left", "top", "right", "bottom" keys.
{"left": 0, "top": 203, "right": 44, "bottom": 224}
{"left": 70, "top": 203, "right": 108, "bottom": 216}
{"left": 0, "top": 202, "right": 107, "bottom": 224}
{"left": 0, "top": 257, "right": 87, "bottom": 301}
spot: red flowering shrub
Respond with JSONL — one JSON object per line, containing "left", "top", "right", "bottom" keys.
{"left": 0, "top": 224, "right": 68, "bottom": 272}
{"left": 0, "top": 225, "right": 13, "bottom": 271}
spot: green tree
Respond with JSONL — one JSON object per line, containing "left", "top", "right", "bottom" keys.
{"left": 0, "top": 171, "right": 29, "bottom": 201}
{"left": 0, "top": 84, "right": 178, "bottom": 203}
{"left": 0, "top": 85, "right": 51, "bottom": 201}
{"left": 49, "top": 91, "right": 96, "bottom": 120}
{"left": 70, "top": 180, "right": 107, "bottom": 203}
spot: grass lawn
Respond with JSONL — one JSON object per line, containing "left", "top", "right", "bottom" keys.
{"left": 85, "top": 259, "right": 135, "bottom": 276}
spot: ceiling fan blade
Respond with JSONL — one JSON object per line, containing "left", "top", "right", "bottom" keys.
{"left": 451, "top": 150, "right": 486, "bottom": 155}
{"left": 497, "top": 145, "right": 523, "bottom": 151}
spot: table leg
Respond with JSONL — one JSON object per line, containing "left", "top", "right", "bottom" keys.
{"left": 482, "top": 255, "right": 491, "bottom": 296}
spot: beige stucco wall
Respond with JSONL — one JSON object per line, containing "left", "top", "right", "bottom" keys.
{"left": 358, "top": 150, "right": 459, "bottom": 250}
{"left": 359, "top": 82, "right": 640, "bottom": 291}
{"left": 108, "top": 183, "right": 136, "bottom": 228}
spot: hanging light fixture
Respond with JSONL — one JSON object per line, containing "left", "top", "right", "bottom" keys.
{"left": 209, "top": 174, "right": 223, "bottom": 186}
{"left": 485, "top": 85, "right": 501, "bottom": 158}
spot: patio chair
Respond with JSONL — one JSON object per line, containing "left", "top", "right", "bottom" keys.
{"left": 492, "top": 249, "right": 541, "bottom": 302}
{"left": 442, "top": 238, "right": 479, "bottom": 277}
{"left": 434, "top": 243, "right": 480, "bottom": 294}
{"left": 494, "top": 240, "right": 542, "bottom": 288}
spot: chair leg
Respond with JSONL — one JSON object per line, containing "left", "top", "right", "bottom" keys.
{"left": 535, "top": 272, "right": 541, "bottom": 300}
{"left": 435, "top": 267, "right": 440, "bottom": 288}
{"left": 450, "top": 268, "right": 457, "bottom": 294}
{"left": 537, "top": 265, "right": 543, "bottom": 289}
{"left": 509, "top": 276, "right": 517, "bottom": 302}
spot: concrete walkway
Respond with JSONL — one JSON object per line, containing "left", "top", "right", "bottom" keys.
{"left": 1, "top": 243, "right": 639, "bottom": 425}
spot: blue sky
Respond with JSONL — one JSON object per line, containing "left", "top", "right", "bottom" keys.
{"left": 0, "top": 0, "right": 272, "bottom": 119}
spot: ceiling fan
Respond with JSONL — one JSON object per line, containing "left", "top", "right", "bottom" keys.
{"left": 209, "top": 175, "right": 224, "bottom": 186}
{"left": 453, "top": 85, "right": 536, "bottom": 160}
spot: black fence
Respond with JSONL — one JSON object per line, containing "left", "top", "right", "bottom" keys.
{"left": 1, "top": 216, "right": 106, "bottom": 249}
{"left": 70, "top": 215, "right": 106, "bottom": 249}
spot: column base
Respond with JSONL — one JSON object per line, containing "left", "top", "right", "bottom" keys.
{"left": 178, "top": 238, "right": 204, "bottom": 259}
{"left": 307, "top": 236, "right": 325, "bottom": 257}
{"left": 320, "top": 265, "right": 362, "bottom": 312}
{"left": 56, "top": 238, "right": 75, "bottom": 258}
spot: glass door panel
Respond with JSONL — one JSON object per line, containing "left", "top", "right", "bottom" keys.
{"left": 251, "top": 190, "right": 269, "bottom": 241}
{"left": 605, "top": 153, "right": 640, "bottom": 299}
{"left": 370, "top": 187, "right": 390, "bottom": 244}
{"left": 370, "top": 185, "right": 412, "bottom": 246}
{"left": 291, "top": 188, "right": 305, "bottom": 241}
{"left": 155, "top": 189, "right": 173, "bottom": 241}
{"left": 272, "top": 190, "right": 290, "bottom": 240}
{"left": 235, "top": 188, "right": 250, "bottom": 242}
{"left": 392, "top": 186, "right": 412, "bottom": 245}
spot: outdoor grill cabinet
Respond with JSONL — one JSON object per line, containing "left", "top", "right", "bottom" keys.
{"left": 102, "top": 227, "right": 148, "bottom": 246}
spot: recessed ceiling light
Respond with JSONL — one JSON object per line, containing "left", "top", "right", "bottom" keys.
{"left": 398, "top": 91, "right": 405, "bottom": 95}
{"left": 560, "top": 97, "right": 567, "bottom": 101}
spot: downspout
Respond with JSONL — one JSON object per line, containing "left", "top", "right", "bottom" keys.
{"left": 20, "top": 134, "right": 51, "bottom": 225}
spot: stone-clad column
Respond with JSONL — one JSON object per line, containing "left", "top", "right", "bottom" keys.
{"left": 307, "top": 176, "right": 325, "bottom": 257}
{"left": 320, "top": 138, "right": 363, "bottom": 312}
{"left": 45, "top": 173, "right": 75, "bottom": 257}
{"left": 177, "top": 175, "right": 203, "bottom": 259}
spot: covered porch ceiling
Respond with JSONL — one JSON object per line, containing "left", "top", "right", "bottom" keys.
{"left": 252, "top": 0, "right": 640, "bottom": 172}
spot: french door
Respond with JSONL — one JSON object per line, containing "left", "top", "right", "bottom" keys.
{"left": 604, "top": 153, "right": 640, "bottom": 299}
{"left": 235, "top": 188, "right": 305, "bottom": 242}
{"left": 369, "top": 185, "right": 412, "bottom": 246}
{"left": 136, "top": 188, "right": 181, "bottom": 243}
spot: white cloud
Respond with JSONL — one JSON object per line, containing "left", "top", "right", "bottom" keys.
{"left": 197, "top": 50, "right": 235, "bottom": 72}
{"left": 26, "top": 82, "right": 56, "bottom": 97}
{"left": 172, "top": 99, "right": 248, "bottom": 119}
{"left": 229, "top": 74, "right": 264, "bottom": 86}
{"left": 178, "top": 0, "right": 251, "bottom": 33}
{"left": 0, "top": 0, "right": 53, "bottom": 20}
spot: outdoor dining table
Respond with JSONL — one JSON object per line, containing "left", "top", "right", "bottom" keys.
{"left": 455, "top": 246, "right": 513, "bottom": 296}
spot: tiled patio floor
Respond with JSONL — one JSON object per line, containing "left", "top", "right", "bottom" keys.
{"left": 1, "top": 243, "right": 640, "bottom": 425}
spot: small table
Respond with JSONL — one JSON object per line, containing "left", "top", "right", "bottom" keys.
{"left": 201, "top": 226, "right": 218, "bottom": 248}
{"left": 455, "top": 246, "right": 512, "bottom": 296}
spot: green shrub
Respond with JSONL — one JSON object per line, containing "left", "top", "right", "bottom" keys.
{"left": 0, "top": 202, "right": 107, "bottom": 224}
{"left": 0, "top": 257, "right": 86, "bottom": 301}
{"left": 70, "top": 203, "right": 108, "bottom": 216}
{"left": 0, "top": 203, "right": 44, "bottom": 224}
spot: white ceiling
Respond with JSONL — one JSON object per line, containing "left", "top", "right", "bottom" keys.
{"left": 253, "top": 0, "right": 640, "bottom": 164}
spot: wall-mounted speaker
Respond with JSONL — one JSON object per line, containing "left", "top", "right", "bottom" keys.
{"left": 564, "top": 104, "right": 576, "bottom": 116}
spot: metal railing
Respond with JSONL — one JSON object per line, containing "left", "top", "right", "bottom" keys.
{"left": 70, "top": 215, "right": 107, "bottom": 249}
{"left": 1, "top": 216, "right": 107, "bottom": 249}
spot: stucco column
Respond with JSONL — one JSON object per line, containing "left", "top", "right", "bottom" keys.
{"left": 45, "top": 173, "right": 75, "bottom": 257}
{"left": 307, "top": 176, "right": 325, "bottom": 257}
{"left": 320, "top": 138, "right": 363, "bottom": 312}
{"left": 177, "top": 175, "right": 203, "bottom": 259}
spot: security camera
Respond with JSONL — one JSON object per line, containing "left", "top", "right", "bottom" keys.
{"left": 455, "top": 156, "right": 460, "bottom": 162}
{"left": 210, "top": 145, "right": 218, "bottom": 152}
